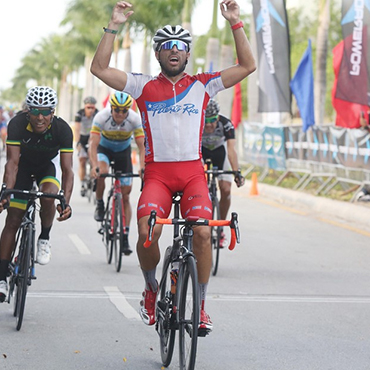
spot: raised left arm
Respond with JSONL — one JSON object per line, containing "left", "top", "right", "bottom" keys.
{"left": 219, "top": 0, "right": 256, "bottom": 89}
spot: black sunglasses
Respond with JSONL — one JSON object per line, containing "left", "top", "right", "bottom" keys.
{"left": 112, "top": 107, "right": 128, "bottom": 114}
{"left": 29, "top": 108, "right": 53, "bottom": 116}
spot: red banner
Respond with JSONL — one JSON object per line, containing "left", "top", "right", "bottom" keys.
{"left": 332, "top": 41, "right": 368, "bottom": 128}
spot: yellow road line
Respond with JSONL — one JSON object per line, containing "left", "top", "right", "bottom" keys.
{"left": 318, "top": 218, "right": 370, "bottom": 237}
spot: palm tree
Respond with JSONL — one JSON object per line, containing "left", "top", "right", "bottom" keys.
{"left": 205, "top": 0, "right": 220, "bottom": 73}
{"left": 218, "top": 24, "right": 234, "bottom": 116}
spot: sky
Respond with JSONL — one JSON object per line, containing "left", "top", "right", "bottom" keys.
{"left": 0, "top": 0, "right": 302, "bottom": 92}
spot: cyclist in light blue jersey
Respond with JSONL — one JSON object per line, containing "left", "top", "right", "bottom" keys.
{"left": 89, "top": 91, "right": 144, "bottom": 254}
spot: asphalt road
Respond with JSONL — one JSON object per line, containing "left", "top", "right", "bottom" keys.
{"left": 1, "top": 157, "right": 370, "bottom": 370}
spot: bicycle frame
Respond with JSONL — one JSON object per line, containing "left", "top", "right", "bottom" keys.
{"left": 144, "top": 192, "right": 240, "bottom": 369}
{"left": 99, "top": 167, "right": 140, "bottom": 272}
{"left": 0, "top": 182, "right": 66, "bottom": 330}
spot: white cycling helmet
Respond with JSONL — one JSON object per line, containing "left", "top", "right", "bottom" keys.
{"left": 26, "top": 86, "right": 58, "bottom": 108}
{"left": 153, "top": 25, "right": 192, "bottom": 52}
{"left": 205, "top": 99, "right": 220, "bottom": 117}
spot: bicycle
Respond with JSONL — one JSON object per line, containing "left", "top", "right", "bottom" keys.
{"left": 144, "top": 192, "right": 240, "bottom": 370}
{"left": 204, "top": 159, "right": 242, "bottom": 276}
{"left": 82, "top": 159, "right": 96, "bottom": 204}
{"left": 0, "top": 180, "right": 66, "bottom": 331}
{"left": 98, "top": 165, "right": 140, "bottom": 273}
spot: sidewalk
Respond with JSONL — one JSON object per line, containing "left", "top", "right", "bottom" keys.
{"left": 233, "top": 180, "right": 370, "bottom": 232}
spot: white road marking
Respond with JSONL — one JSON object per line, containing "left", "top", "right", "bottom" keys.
{"left": 68, "top": 233, "right": 91, "bottom": 255}
{"left": 104, "top": 286, "right": 141, "bottom": 320}
{"left": 25, "top": 291, "right": 370, "bottom": 304}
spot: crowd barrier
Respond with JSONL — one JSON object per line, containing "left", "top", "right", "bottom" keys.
{"left": 242, "top": 123, "right": 370, "bottom": 202}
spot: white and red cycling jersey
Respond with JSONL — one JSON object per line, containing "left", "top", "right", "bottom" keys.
{"left": 125, "top": 71, "right": 224, "bottom": 163}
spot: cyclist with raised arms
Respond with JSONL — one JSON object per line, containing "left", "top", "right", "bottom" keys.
{"left": 0, "top": 86, "right": 73, "bottom": 302}
{"left": 89, "top": 91, "right": 144, "bottom": 255}
{"left": 90, "top": 0, "right": 256, "bottom": 331}
{"left": 74, "top": 96, "right": 99, "bottom": 197}
{"left": 202, "top": 99, "right": 245, "bottom": 247}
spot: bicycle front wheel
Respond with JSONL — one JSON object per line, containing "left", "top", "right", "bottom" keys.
{"left": 14, "top": 226, "right": 32, "bottom": 331}
{"left": 113, "top": 193, "right": 124, "bottom": 273}
{"left": 103, "top": 196, "right": 114, "bottom": 264}
{"left": 157, "top": 246, "right": 176, "bottom": 367}
{"left": 211, "top": 197, "right": 221, "bottom": 276}
{"left": 178, "top": 255, "right": 199, "bottom": 370}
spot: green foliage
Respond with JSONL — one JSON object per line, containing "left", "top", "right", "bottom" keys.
{"left": 288, "top": 0, "right": 342, "bottom": 120}
{"left": 131, "top": 0, "right": 184, "bottom": 36}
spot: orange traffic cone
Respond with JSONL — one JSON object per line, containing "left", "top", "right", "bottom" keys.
{"left": 249, "top": 172, "right": 259, "bottom": 196}
{"left": 131, "top": 149, "right": 137, "bottom": 165}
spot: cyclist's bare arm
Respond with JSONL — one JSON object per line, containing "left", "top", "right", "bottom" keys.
{"left": 226, "top": 138, "right": 239, "bottom": 171}
{"left": 88, "top": 133, "right": 101, "bottom": 177}
{"left": 58, "top": 152, "right": 74, "bottom": 221}
{"left": 74, "top": 121, "right": 81, "bottom": 146}
{"left": 3, "top": 145, "right": 20, "bottom": 190}
{"left": 0, "top": 146, "right": 20, "bottom": 212}
{"left": 135, "top": 136, "right": 145, "bottom": 172}
{"left": 219, "top": 0, "right": 256, "bottom": 89}
{"left": 90, "top": 1, "right": 134, "bottom": 90}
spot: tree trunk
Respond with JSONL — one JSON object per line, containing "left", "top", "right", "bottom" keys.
{"left": 314, "top": 0, "right": 330, "bottom": 126}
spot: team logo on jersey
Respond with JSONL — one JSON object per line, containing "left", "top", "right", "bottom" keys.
{"left": 145, "top": 89, "right": 199, "bottom": 117}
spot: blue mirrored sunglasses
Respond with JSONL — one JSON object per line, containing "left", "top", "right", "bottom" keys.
{"left": 159, "top": 40, "right": 188, "bottom": 52}
{"left": 29, "top": 108, "right": 53, "bottom": 116}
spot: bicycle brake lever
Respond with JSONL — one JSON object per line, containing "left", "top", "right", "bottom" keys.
{"left": 230, "top": 212, "right": 240, "bottom": 244}
{"left": 144, "top": 210, "right": 157, "bottom": 248}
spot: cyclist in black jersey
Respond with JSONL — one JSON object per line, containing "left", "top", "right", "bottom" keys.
{"left": 202, "top": 99, "right": 244, "bottom": 246}
{"left": 74, "top": 96, "right": 98, "bottom": 196}
{"left": 0, "top": 86, "right": 73, "bottom": 302}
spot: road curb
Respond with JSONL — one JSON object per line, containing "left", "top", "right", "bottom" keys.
{"left": 233, "top": 180, "right": 370, "bottom": 231}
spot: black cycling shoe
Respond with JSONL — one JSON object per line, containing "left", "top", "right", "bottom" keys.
{"left": 122, "top": 234, "right": 132, "bottom": 255}
{"left": 122, "top": 247, "right": 133, "bottom": 256}
{"left": 94, "top": 202, "right": 105, "bottom": 222}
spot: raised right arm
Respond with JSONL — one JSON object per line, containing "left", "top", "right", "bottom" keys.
{"left": 90, "top": 1, "right": 134, "bottom": 90}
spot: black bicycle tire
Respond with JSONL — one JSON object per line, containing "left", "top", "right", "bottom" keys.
{"left": 158, "top": 246, "right": 176, "bottom": 367}
{"left": 114, "top": 193, "right": 123, "bottom": 272}
{"left": 15, "top": 226, "right": 32, "bottom": 331}
{"left": 104, "top": 196, "right": 114, "bottom": 264}
{"left": 211, "top": 197, "right": 221, "bottom": 276}
{"left": 178, "top": 255, "right": 199, "bottom": 370}
{"left": 12, "top": 229, "right": 23, "bottom": 316}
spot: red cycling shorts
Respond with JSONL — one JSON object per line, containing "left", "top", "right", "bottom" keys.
{"left": 137, "top": 159, "right": 212, "bottom": 220}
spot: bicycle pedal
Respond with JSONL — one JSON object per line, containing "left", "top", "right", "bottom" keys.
{"left": 98, "top": 228, "right": 104, "bottom": 235}
{"left": 197, "top": 328, "right": 211, "bottom": 337}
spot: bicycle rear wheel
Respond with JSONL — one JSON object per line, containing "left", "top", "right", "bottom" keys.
{"left": 157, "top": 246, "right": 176, "bottom": 367}
{"left": 211, "top": 197, "right": 221, "bottom": 276}
{"left": 178, "top": 255, "right": 199, "bottom": 370}
{"left": 103, "top": 196, "right": 114, "bottom": 264}
{"left": 14, "top": 226, "right": 32, "bottom": 331}
{"left": 113, "top": 193, "right": 124, "bottom": 272}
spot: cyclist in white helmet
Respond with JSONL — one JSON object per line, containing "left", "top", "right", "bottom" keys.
{"left": 91, "top": 0, "right": 256, "bottom": 332}
{"left": 202, "top": 99, "right": 245, "bottom": 247}
{"left": 0, "top": 86, "right": 73, "bottom": 303}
